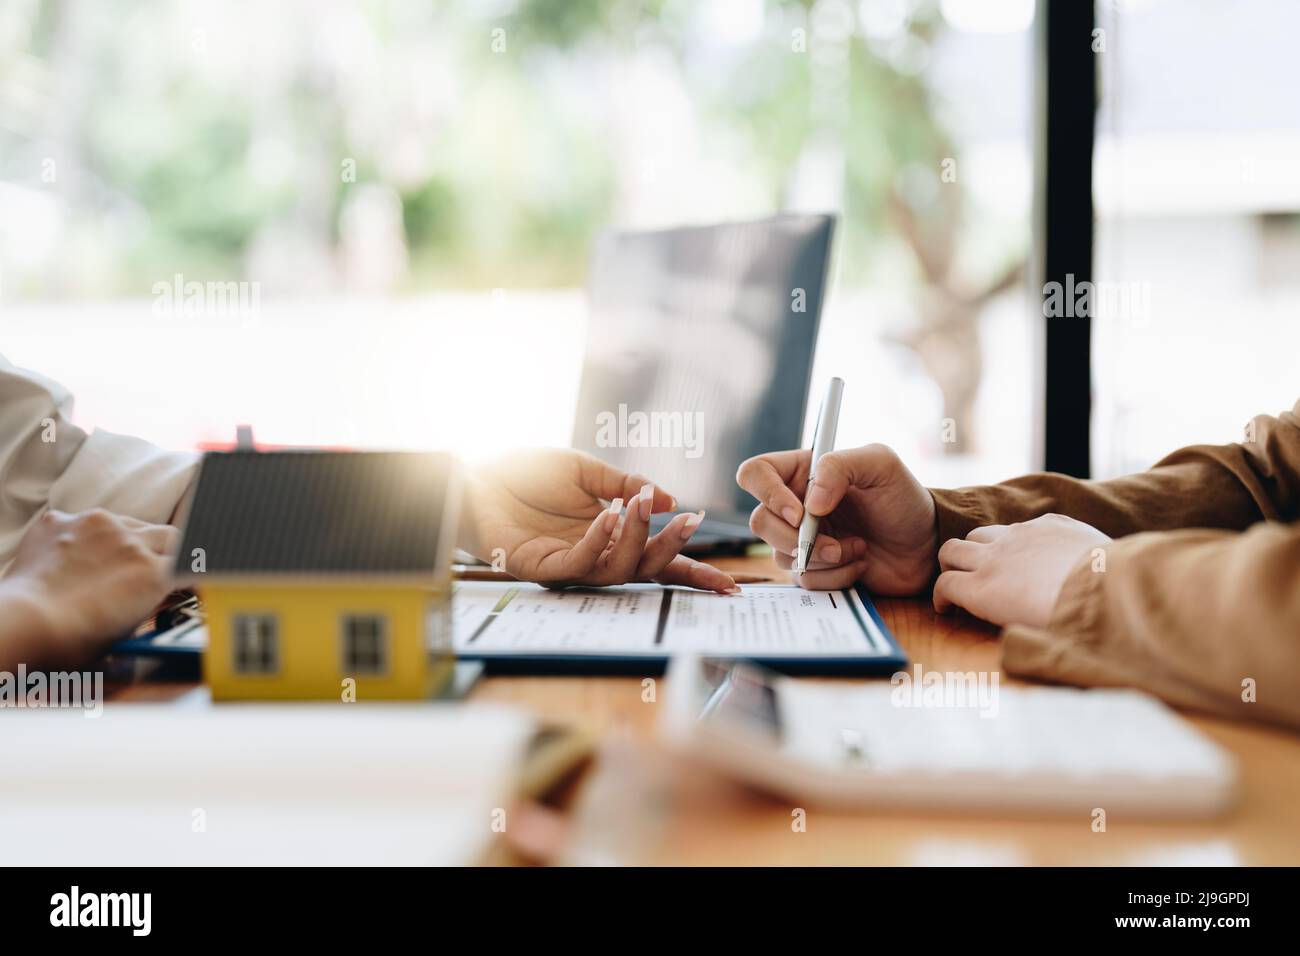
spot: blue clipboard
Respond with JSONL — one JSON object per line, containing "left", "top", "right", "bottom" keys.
{"left": 455, "top": 582, "right": 908, "bottom": 677}
{"left": 108, "top": 592, "right": 207, "bottom": 666}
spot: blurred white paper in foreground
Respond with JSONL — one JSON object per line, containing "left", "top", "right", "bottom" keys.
{"left": 0, "top": 705, "right": 532, "bottom": 865}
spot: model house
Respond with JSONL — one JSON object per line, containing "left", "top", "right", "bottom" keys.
{"left": 176, "top": 450, "right": 460, "bottom": 701}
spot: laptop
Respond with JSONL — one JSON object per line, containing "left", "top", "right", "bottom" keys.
{"left": 571, "top": 213, "right": 835, "bottom": 552}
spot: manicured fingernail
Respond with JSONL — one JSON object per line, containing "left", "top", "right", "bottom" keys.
{"left": 818, "top": 542, "right": 841, "bottom": 563}
{"left": 681, "top": 510, "right": 705, "bottom": 539}
{"left": 604, "top": 498, "right": 624, "bottom": 533}
{"left": 782, "top": 505, "right": 800, "bottom": 526}
{"left": 724, "top": 586, "right": 742, "bottom": 596}
{"left": 638, "top": 483, "right": 654, "bottom": 520}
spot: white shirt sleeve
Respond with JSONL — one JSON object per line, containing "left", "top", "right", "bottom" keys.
{"left": 0, "top": 355, "right": 197, "bottom": 567}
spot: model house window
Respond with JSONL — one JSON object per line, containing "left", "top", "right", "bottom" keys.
{"left": 342, "top": 614, "right": 388, "bottom": 675}
{"left": 232, "top": 614, "right": 278, "bottom": 674}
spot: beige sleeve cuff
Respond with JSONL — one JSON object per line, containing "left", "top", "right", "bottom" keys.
{"left": 48, "top": 428, "right": 198, "bottom": 526}
{"left": 999, "top": 540, "right": 1285, "bottom": 726}
{"left": 1000, "top": 554, "right": 1108, "bottom": 684}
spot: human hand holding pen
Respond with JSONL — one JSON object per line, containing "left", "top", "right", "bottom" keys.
{"left": 737, "top": 442, "right": 938, "bottom": 594}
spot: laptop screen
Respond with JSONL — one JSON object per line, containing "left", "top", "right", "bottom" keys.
{"left": 571, "top": 214, "right": 834, "bottom": 519}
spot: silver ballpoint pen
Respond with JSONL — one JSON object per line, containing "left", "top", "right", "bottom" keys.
{"left": 794, "top": 377, "right": 844, "bottom": 576}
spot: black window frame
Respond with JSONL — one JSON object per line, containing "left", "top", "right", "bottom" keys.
{"left": 1035, "top": 0, "right": 1098, "bottom": 477}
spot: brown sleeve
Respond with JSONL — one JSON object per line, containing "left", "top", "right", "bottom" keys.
{"left": 930, "top": 399, "right": 1300, "bottom": 542}
{"left": 1000, "top": 522, "right": 1300, "bottom": 730}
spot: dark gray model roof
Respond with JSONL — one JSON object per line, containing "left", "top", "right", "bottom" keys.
{"left": 175, "top": 451, "right": 452, "bottom": 576}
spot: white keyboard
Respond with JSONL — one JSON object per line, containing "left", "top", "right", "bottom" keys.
{"left": 665, "top": 661, "right": 1237, "bottom": 818}
{"left": 792, "top": 683, "right": 1224, "bottom": 777}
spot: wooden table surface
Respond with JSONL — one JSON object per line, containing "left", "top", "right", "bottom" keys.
{"left": 112, "top": 552, "right": 1300, "bottom": 866}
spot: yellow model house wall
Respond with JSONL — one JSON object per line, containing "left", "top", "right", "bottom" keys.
{"left": 203, "top": 584, "right": 453, "bottom": 701}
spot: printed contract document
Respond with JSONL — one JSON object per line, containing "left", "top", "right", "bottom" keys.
{"left": 451, "top": 583, "right": 903, "bottom": 670}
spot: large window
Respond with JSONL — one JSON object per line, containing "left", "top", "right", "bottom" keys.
{"left": 1092, "top": 0, "right": 1300, "bottom": 477}
{"left": 1, "top": 0, "right": 1035, "bottom": 485}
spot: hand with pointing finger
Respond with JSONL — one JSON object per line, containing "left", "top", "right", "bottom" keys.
{"left": 736, "top": 443, "right": 939, "bottom": 594}
{"left": 460, "top": 449, "right": 738, "bottom": 594}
